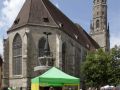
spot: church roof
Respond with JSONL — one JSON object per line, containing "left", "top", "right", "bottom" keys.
{"left": 7, "top": 0, "right": 99, "bottom": 50}
{"left": 8, "top": 0, "right": 58, "bottom": 31}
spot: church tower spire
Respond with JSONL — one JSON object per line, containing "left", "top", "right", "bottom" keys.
{"left": 90, "top": 0, "right": 110, "bottom": 51}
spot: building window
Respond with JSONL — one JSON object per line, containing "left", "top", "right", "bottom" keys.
{"left": 97, "top": 0, "right": 99, "bottom": 2}
{"left": 102, "top": 11, "right": 104, "bottom": 15}
{"left": 13, "top": 34, "right": 22, "bottom": 75}
{"left": 38, "top": 37, "right": 46, "bottom": 57}
{"left": 102, "top": 0, "right": 106, "bottom": 3}
{"left": 43, "top": 18, "right": 49, "bottom": 22}
{"left": 96, "top": 20, "right": 100, "bottom": 28}
{"left": 14, "top": 18, "right": 20, "bottom": 25}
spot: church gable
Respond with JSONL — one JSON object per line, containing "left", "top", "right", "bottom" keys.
{"left": 28, "top": 0, "right": 58, "bottom": 26}
{"left": 8, "top": 0, "right": 31, "bottom": 31}
{"left": 8, "top": 0, "right": 58, "bottom": 33}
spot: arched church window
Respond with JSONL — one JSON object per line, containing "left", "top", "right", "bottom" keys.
{"left": 13, "top": 34, "right": 22, "bottom": 75}
{"left": 96, "top": 20, "right": 100, "bottom": 28}
{"left": 38, "top": 37, "right": 46, "bottom": 57}
{"left": 62, "top": 43, "right": 66, "bottom": 72}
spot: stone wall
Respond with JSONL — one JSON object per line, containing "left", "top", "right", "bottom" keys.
{"left": 2, "top": 38, "right": 9, "bottom": 88}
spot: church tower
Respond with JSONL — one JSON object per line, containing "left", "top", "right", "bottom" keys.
{"left": 90, "top": 0, "right": 110, "bottom": 51}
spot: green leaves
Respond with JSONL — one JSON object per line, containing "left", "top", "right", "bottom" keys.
{"left": 81, "top": 48, "right": 120, "bottom": 89}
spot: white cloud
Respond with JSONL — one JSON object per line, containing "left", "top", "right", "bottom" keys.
{"left": 109, "top": 11, "right": 120, "bottom": 48}
{"left": 1, "top": 0, "right": 25, "bottom": 25}
{"left": 0, "top": 20, "right": 4, "bottom": 27}
{"left": 110, "top": 37, "right": 120, "bottom": 48}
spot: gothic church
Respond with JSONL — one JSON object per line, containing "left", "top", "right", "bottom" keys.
{"left": 3, "top": 0, "right": 109, "bottom": 90}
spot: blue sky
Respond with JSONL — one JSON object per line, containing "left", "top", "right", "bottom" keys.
{"left": 0, "top": 0, "right": 120, "bottom": 54}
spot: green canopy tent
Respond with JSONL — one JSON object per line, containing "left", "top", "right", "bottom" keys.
{"left": 31, "top": 67, "right": 80, "bottom": 90}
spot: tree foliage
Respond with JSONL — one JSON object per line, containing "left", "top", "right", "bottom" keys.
{"left": 81, "top": 47, "right": 120, "bottom": 89}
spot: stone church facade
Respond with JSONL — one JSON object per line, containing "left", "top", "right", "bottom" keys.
{"left": 2, "top": 0, "right": 109, "bottom": 90}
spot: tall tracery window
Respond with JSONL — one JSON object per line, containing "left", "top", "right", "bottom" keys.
{"left": 13, "top": 34, "right": 22, "bottom": 75}
{"left": 96, "top": 20, "right": 100, "bottom": 28}
{"left": 38, "top": 37, "right": 46, "bottom": 57}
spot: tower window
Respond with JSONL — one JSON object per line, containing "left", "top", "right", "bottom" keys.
{"left": 102, "top": 0, "right": 104, "bottom": 2}
{"left": 102, "top": 0, "right": 106, "bottom": 3}
{"left": 102, "top": 11, "right": 104, "bottom": 15}
{"left": 14, "top": 18, "right": 20, "bottom": 25}
{"left": 102, "top": 6, "right": 105, "bottom": 9}
{"left": 97, "top": 0, "right": 99, "bottom": 2}
{"left": 96, "top": 20, "right": 100, "bottom": 28}
{"left": 13, "top": 34, "right": 22, "bottom": 75}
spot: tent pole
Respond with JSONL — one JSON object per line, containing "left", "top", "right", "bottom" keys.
{"left": 78, "top": 84, "right": 80, "bottom": 90}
